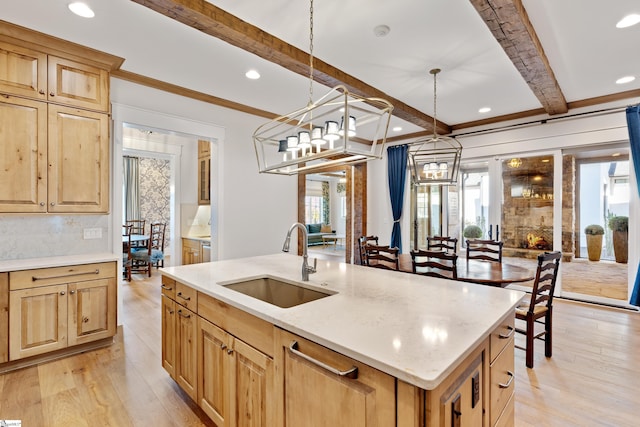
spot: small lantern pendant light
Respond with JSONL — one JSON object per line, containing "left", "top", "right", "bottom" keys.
{"left": 408, "top": 68, "right": 462, "bottom": 186}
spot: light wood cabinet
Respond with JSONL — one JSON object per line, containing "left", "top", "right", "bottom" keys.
{"left": 176, "top": 304, "right": 198, "bottom": 400}
{"left": 489, "top": 316, "right": 515, "bottom": 426}
{"left": 198, "top": 317, "right": 273, "bottom": 427}
{"left": 182, "top": 238, "right": 211, "bottom": 265}
{"left": 161, "top": 294, "right": 176, "bottom": 378}
{"left": 198, "top": 139, "right": 211, "bottom": 205}
{"left": 7, "top": 262, "right": 116, "bottom": 361}
{"left": 275, "top": 328, "right": 396, "bottom": 427}
{"left": 0, "top": 25, "right": 121, "bottom": 213}
{"left": 47, "top": 104, "right": 109, "bottom": 213}
{"left": 0, "top": 273, "right": 8, "bottom": 364}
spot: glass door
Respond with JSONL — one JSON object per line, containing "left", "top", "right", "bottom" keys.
{"left": 460, "top": 162, "right": 489, "bottom": 245}
{"left": 410, "top": 183, "right": 443, "bottom": 250}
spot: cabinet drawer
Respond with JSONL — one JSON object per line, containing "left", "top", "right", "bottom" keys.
{"left": 176, "top": 282, "right": 197, "bottom": 311}
{"left": 198, "top": 292, "right": 274, "bottom": 357}
{"left": 490, "top": 336, "right": 515, "bottom": 426}
{"left": 10, "top": 262, "right": 116, "bottom": 290}
{"left": 161, "top": 276, "right": 176, "bottom": 300}
{"left": 490, "top": 314, "right": 515, "bottom": 362}
{"left": 493, "top": 391, "right": 514, "bottom": 427}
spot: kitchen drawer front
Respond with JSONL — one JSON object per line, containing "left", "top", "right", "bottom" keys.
{"left": 9, "top": 262, "right": 116, "bottom": 290}
{"left": 161, "top": 276, "right": 176, "bottom": 300}
{"left": 175, "top": 282, "right": 197, "bottom": 311}
{"left": 490, "top": 314, "right": 515, "bottom": 362}
{"left": 493, "top": 391, "right": 514, "bottom": 427}
{"left": 198, "top": 292, "right": 274, "bottom": 357}
{"left": 490, "top": 336, "right": 515, "bottom": 426}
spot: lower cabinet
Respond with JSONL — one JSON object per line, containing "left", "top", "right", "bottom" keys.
{"left": 274, "top": 328, "right": 396, "bottom": 427}
{"left": 198, "top": 317, "right": 273, "bottom": 427}
{"left": 175, "top": 304, "right": 198, "bottom": 400}
{"left": 182, "top": 238, "right": 202, "bottom": 265}
{"left": 0, "top": 273, "right": 8, "bottom": 364}
{"left": 7, "top": 262, "right": 116, "bottom": 362}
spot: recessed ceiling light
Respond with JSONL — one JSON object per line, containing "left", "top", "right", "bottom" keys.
{"left": 616, "top": 75, "right": 635, "bottom": 84}
{"left": 612, "top": 152, "right": 621, "bottom": 157}
{"left": 616, "top": 14, "right": 640, "bottom": 28}
{"left": 478, "top": 107, "right": 491, "bottom": 114}
{"left": 245, "top": 69, "right": 260, "bottom": 80}
{"left": 68, "top": 2, "right": 95, "bottom": 18}
{"left": 392, "top": 126, "right": 402, "bottom": 132}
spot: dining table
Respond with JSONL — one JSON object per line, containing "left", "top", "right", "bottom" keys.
{"left": 398, "top": 254, "right": 534, "bottom": 287}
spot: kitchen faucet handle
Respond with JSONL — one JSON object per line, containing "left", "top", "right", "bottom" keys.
{"left": 309, "top": 257, "right": 317, "bottom": 273}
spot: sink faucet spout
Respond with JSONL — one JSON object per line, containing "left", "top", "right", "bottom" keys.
{"left": 282, "top": 222, "right": 317, "bottom": 281}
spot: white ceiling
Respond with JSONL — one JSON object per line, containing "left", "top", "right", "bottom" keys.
{"left": 3, "top": 0, "right": 640, "bottom": 136}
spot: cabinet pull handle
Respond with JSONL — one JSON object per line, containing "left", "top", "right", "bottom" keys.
{"left": 177, "top": 292, "right": 191, "bottom": 301}
{"left": 177, "top": 309, "right": 191, "bottom": 318}
{"left": 161, "top": 285, "right": 173, "bottom": 291}
{"left": 32, "top": 269, "right": 99, "bottom": 281}
{"left": 288, "top": 341, "right": 358, "bottom": 379}
{"left": 498, "top": 326, "right": 515, "bottom": 339}
{"left": 498, "top": 371, "right": 515, "bottom": 389}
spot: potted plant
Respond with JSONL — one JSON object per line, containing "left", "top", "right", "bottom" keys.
{"left": 608, "top": 216, "right": 628, "bottom": 263}
{"left": 463, "top": 225, "right": 483, "bottom": 239}
{"left": 584, "top": 224, "right": 604, "bottom": 261}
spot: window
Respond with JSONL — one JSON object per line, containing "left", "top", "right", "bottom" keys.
{"left": 305, "top": 196, "right": 323, "bottom": 224}
{"left": 341, "top": 196, "right": 346, "bottom": 218}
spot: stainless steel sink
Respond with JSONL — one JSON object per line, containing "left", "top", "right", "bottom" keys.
{"left": 221, "top": 276, "right": 334, "bottom": 308}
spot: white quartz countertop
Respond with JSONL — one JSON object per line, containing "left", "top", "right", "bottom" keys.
{"left": 161, "top": 253, "right": 525, "bottom": 390}
{"left": 0, "top": 253, "right": 119, "bottom": 272}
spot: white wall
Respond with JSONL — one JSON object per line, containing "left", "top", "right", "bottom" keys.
{"left": 112, "top": 79, "right": 299, "bottom": 260}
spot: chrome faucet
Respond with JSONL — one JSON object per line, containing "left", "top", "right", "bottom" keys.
{"left": 282, "top": 222, "right": 317, "bottom": 281}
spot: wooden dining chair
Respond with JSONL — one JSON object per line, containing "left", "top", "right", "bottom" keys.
{"left": 364, "top": 244, "right": 399, "bottom": 271}
{"left": 427, "top": 236, "right": 458, "bottom": 254}
{"left": 515, "top": 251, "right": 561, "bottom": 368}
{"left": 410, "top": 249, "right": 458, "bottom": 280}
{"left": 358, "top": 235, "right": 379, "bottom": 265}
{"left": 122, "top": 224, "right": 133, "bottom": 281}
{"left": 131, "top": 222, "right": 166, "bottom": 277}
{"left": 126, "top": 219, "right": 146, "bottom": 248}
{"left": 466, "top": 239, "right": 503, "bottom": 263}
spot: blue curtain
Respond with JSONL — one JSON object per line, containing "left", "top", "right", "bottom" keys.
{"left": 626, "top": 105, "right": 640, "bottom": 306}
{"left": 388, "top": 144, "right": 408, "bottom": 251}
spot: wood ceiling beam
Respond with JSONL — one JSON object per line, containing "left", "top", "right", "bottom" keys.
{"left": 130, "top": 0, "right": 449, "bottom": 134}
{"left": 469, "top": 0, "right": 568, "bottom": 115}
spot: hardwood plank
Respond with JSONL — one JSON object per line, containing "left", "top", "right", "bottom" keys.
{"left": 0, "top": 366, "right": 45, "bottom": 425}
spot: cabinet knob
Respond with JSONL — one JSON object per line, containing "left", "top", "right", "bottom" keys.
{"left": 50, "top": 202, "right": 55, "bottom": 206}
{"left": 49, "top": 92, "right": 55, "bottom": 97}
{"left": 70, "top": 290, "right": 76, "bottom": 294}
{"left": 220, "top": 344, "right": 227, "bottom": 351}
{"left": 39, "top": 89, "right": 45, "bottom": 95}
{"left": 60, "top": 291, "right": 66, "bottom": 296}
{"left": 40, "top": 202, "right": 45, "bottom": 206}
{"left": 82, "top": 316, "right": 90, "bottom": 323}
{"left": 226, "top": 349, "right": 234, "bottom": 355}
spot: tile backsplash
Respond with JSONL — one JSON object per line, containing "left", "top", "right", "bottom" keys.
{"left": 0, "top": 215, "right": 110, "bottom": 260}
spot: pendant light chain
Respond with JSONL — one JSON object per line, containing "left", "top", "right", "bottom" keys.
{"left": 308, "top": 0, "right": 314, "bottom": 107}
{"left": 431, "top": 68, "right": 440, "bottom": 138}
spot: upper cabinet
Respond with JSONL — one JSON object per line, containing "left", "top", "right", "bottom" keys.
{"left": 198, "top": 139, "right": 211, "bottom": 206}
{"left": 0, "top": 20, "right": 123, "bottom": 213}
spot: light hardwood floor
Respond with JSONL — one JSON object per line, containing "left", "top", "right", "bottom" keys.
{"left": 0, "top": 273, "right": 637, "bottom": 426}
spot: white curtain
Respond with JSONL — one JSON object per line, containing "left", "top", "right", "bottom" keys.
{"left": 123, "top": 156, "right": 140, "bottom": 221}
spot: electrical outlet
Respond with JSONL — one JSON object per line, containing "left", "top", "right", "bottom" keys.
{"left": 83, "top": 228, "right": 102, "bottom": 239}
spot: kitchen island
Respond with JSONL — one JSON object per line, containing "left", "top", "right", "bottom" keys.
{"left": 160, "top": 253, "right": 524, "bottom": 426}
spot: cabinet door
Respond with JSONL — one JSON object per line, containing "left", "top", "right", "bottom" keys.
{"left": 0, "top": 41, "right": 47, "bottom": 100}
{"left": 276, "top": 330, "right": 395, "bottom": 427}
{"left": 162, "top": 295, "right": 176, "bottom": 378}
{"left": 67, "top": 278, "right": 116, "bottom": 346}
{"left": 176, "top": 305, "right": 198, "bottom": 400}
{"left": 47, "top": 55, "right": 109, "bottom": 111}
{"left": 47, "top": 105, "right": 109, "bottom": 213}
{"left": 230, "top": 337, "right": 274, "bottom": 427}
{"left": 0, "top": 273, "right": 8, "bottom": 363}
{"left": 198, "top": 156, "right": 211, "bottom": 205}
{"left": 0, "top": 95, "right": 47, "bottom": 213}
{"left": 182, "top": 239, "right": 201, "bottom": 265}
{"left": 9, "top": 284, "right": 68, "bottom": 360}
{"left": 198, "top": 317, "right": 229, "bottom": 427}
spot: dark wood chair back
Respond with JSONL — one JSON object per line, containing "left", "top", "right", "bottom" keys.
{"left": 122, "top": 224, "right": 133, "bottom": 281}
{"left": 364, "top": 244, "right": 399, "bottom": 271}
{"left": 466, "top": 239, "right": 503, "bottom": 263}
{"left": 410, "top": 249, "right": 458, "bottom": 280}
{"left": 427, "top": 236, "right": 458, "bottom": 253}
{"left": 515, "top": 251, "right": 562, "bottom": 368}
{"left": 126, "top": 219, "right": 146, "bottom": 235}
{"left": 131, "top": 222, "right": 167, "bottom": 277}
{"left": 358, "top": 235, "right": 379, "bottom": 265}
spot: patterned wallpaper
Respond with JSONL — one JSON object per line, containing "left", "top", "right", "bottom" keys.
{"left": 138, "top": 157, "right": 171, "bottom": 250}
